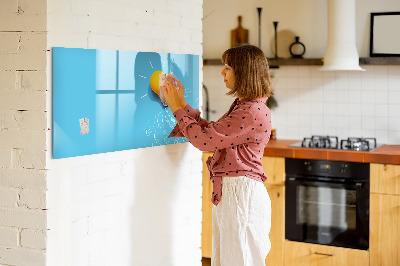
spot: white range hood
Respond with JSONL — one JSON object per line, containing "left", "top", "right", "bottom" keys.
{"left": 320, "top": 0, "right": 365, "bottom": 71}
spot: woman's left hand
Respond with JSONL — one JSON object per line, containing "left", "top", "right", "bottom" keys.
{"left": 161, "top": 80, "right": 183, "bottom": 113}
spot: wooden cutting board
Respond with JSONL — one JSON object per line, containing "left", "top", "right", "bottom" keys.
{"left": 231, "top": 16, "right": 249, "bottom": 48}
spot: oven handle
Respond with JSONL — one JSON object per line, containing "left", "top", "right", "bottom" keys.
{"left": 286, "top": 177, "right": 364, "bottom": 189}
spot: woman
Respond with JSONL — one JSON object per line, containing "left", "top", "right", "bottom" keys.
{"left": 162, "top": 44, "right": 273, "bottom": 266}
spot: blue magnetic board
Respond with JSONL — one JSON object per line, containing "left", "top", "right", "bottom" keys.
{"left": 52, "top": 47, "right": 199, "bottom": 159}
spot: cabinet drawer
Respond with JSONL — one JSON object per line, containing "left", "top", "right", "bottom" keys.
{"left": 284, "top": 241, "right": 369, "bottom": 266}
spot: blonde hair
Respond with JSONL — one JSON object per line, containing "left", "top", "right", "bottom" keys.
{"left": 221, "top": 44, "right": 273, "bottom": 99}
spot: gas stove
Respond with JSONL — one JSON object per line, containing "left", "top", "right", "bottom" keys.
{"left": 289, "top": 135, "right": 381, "bottom": 151}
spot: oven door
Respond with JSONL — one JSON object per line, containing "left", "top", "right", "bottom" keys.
{"left": 285, "top": 177, "right": 369, "bottom": 250}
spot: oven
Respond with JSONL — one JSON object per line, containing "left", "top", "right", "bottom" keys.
{"left": 285, "top": 158, "right": 370, "bottom": 250}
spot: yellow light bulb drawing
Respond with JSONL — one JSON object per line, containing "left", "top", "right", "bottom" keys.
{"left": 150, "top": 70, "right": 164, "bottom": 96}
{"left": 150, "top": 70, "right": 177, "bottom": 107}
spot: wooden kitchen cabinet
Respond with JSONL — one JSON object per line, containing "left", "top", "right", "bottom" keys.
{"left": 201, "top": 154, "right": 286, "bottom": 265}
{"left": 261, "top": 156, "right": 285, "bottom": 186}
{"left": 284, "top": 241, "right": 369, "bottom": 266}
{"left": 264, "top": 184, "right": 285, "bottom": 266}
{"left": 202, "top": 152, "right": 213, "bottom": 258}
{"left": 370, "top": 193, "right": 400, "bottom": 266}
{"left": 262, "top": 156, "right": 285, "bottom": 266}
{"left": 370, "top": 163, "right": 400, "bottom": 266}
{"left": 370, "top": 163, "right": 400, "bottom": 195}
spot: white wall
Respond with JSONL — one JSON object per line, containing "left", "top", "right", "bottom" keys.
{"left": 0, "top": 0, "right": 48, "bottom": 265}
{"left": 203, "top": 0, "right": 400, "bottom": 58}
{"left": 203, "top": 0, "right": 326, "bottom": 59}
{"left": 271, "top": 65, "right": 400, "bottom": 144}
{"left": 46, "top": 1, "right": 203, "bottom": 266}
{"left": 203, "top": 0, "right": 400, "bottom": 145}
{"left": 204, "top": 64, "right": 400, "bottom": 145}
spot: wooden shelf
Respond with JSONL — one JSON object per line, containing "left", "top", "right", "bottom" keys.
{"left": 203, "top": 58, "right": 322, "bottom": 67}
{"left": 202, "top": 59, "right": 223, "bottom": 66}
{"left": 203, "top": 57, "right": 400, "bottom": 67}
{"left": 359, "top": 57, "right": 400, "bottom": 65}
{"left": 268, "top": 58, "right": 322, "bottom": 67}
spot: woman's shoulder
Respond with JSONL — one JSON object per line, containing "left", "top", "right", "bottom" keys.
{"left": 246, "top": 99, "right": 271, "bottom": 122}
{"left": 230, "top": 100, "right": 270, "bottom": 123}
{"left": 240, "top": 98, "right": 269, "bottom": 111}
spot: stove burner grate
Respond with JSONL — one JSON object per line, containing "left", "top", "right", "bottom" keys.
{"left": 301, "top": 135, "right": 339, "bottom": 149}
{"left": 298, "top": 136, "right": 378, "bottom": 151}
{"left": 340, "top": 137, "right": 377, "bottom": 151}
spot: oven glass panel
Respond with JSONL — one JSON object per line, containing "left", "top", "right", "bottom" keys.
{"left": 297, "top": 186, "right": 357, "bottom": 230}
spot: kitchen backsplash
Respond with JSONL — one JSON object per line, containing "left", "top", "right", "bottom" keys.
{"left": 203, "top": 65, "right": 400, "bottom": 144}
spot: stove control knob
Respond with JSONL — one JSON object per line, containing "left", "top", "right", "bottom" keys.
{"left": 304, "top": 161, "right": 312, "bottom": 171}
{"left": 340, "top": 164, "right": 347, "bottom": 174}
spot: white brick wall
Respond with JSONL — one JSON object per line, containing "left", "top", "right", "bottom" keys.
{"left": 2, "top": 0, "right": 203, "bottom": 265}
{"left": 0, "top": 169, "right": 47, "bottom": 189}
{"left": 46, "top": 1, "right": 203, "bottom": 266}
{"left": 0, "top": 187, "right": 19, "bottom": 208}
{"left": 0, "top": 248, "right": 46, "bottom": 266}
{"left": 0, "top": 0, "right": 48, "bottom": 265}
{"left": 0, "top": 227, "right": 19, "bottom": 247}
{"left": 21, "top": 229, "right": 47, "bottom": 250}
{"left": 0, "top": 0, "right": 46, "bottom": 32}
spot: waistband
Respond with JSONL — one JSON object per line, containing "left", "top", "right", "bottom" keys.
{"left": 222, "top": 176, "right": 255, "bottom": 184}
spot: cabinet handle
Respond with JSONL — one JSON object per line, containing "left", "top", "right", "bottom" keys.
{"left": 314, "top": 252, "right": 335, "bottom": 257}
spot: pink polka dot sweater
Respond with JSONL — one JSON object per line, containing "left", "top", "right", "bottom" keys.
{"left": 168, "top": 97, "right": 271, "bottom": 206}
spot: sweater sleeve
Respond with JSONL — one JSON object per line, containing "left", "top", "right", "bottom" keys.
{"left": 168, "top": 104, "right": 210, "bottom": 137}
{"left": 172, "top": 106, "right": 257, "bottom": 152}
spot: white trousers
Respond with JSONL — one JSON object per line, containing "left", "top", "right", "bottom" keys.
{"left": 212, "top": 176, "right": 271, "bottom": 266}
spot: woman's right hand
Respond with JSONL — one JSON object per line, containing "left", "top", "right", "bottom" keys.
{"left": 168, "top": 76, "right": 187, "bottom": 108}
